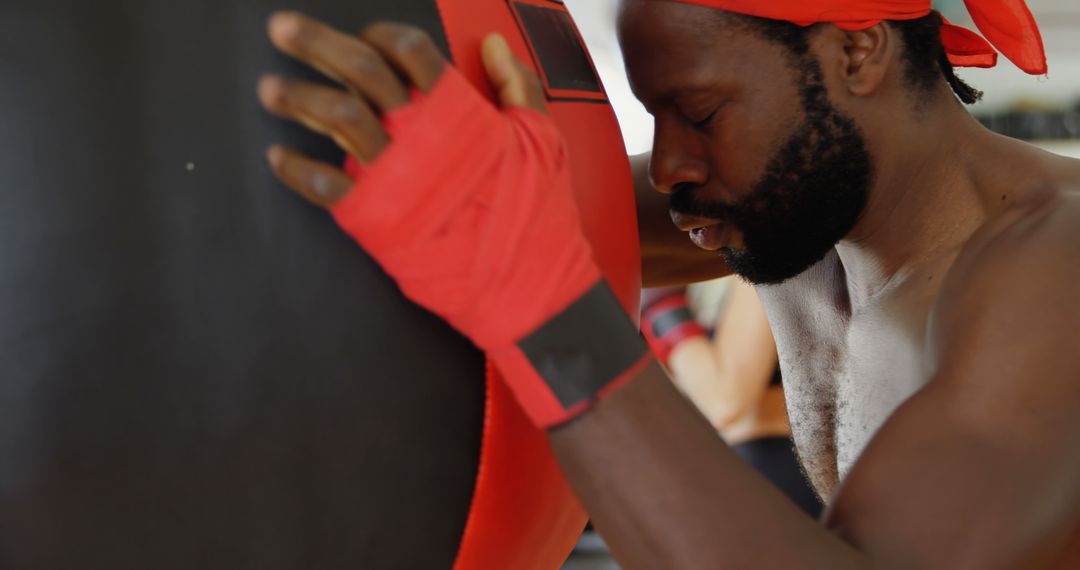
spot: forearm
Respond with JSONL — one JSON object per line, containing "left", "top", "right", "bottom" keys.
{"left": 667, "top": 338, "right": 755, "bottom": 429}
{"left": 658, "top": 278, "right": 777, "bottom": 431}
{"left": 642, "top": 248, "right": 733, "bottom": 288}
{"left": 548, "top": 361, "right": 864, "bottom": 569}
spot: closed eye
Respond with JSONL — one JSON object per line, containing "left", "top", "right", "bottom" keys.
{"left": 690, "top": 107, "right": 719, "bottom": 129}
{"left": 685, "top": 98, "right": 729, "bottom": 130}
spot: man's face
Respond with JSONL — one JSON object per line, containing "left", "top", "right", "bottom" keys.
{"left": 619, "top": 0, "right": 873, "bottom": 284}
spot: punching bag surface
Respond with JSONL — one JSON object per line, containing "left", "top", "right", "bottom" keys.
{"left": 0, "top": 2, "right": 481, "bottom": 569}
{"left": 0, "top": 1, "right": 638, "bottom": 569}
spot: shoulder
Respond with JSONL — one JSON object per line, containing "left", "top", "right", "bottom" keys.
{"left": 934, "top": 187, "right": 1080, "bottom": 328}
{"left": 927, "top": 187, "right": 1080, "bottom": 413}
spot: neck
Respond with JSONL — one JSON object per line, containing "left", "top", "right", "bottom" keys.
{"left": 834, "top": 97, "right": 1015, "bottom": 299}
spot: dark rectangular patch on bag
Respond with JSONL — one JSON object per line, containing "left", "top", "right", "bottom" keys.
{"left": 511, "top": 1, "right": 605, "bottom": 101}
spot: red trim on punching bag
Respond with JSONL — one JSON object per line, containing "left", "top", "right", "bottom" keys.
{"left": 452, "top": 361, "right": 587, "bottom": 570}
{"left": 433, "top": 0, "right": 641, "bottom": 567}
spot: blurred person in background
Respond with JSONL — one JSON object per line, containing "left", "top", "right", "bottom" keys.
{"left": 641, "top": 279, "right": 822, "bottom": 517}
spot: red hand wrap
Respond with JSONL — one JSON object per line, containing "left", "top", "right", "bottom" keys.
{"left": 332, "top": 66, "right": 649, "bottom": 428}
{"left": 640, "top": 290, "right": 707, "bottom": 366}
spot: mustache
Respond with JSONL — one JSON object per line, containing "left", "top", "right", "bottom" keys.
{"left": 668, "top": 189, "right": 740, "bottom": 222}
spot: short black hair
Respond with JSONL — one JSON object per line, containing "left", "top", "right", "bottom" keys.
{"left": 890, "top": 12, "right": 983, "bottom": 104}
{"left": 732, "top": 11, "right": 983, "bottom": 105}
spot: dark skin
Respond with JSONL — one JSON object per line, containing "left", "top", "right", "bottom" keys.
{"left": 633, "top": 153, "right": 733, "bottom": 286}
{"left": 259, "top": 4, "right": 1080, "bottom": 568}
{"left": 257, "top": 15, "right": 543, "bottom": 198}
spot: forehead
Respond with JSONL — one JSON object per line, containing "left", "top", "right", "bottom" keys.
{"left": 617, "top": 0, "right": 790, "bottom": 104}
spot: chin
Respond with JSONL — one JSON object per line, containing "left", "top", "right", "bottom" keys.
{"left": 720, "top": 243, "right": 835, "bottom": 286}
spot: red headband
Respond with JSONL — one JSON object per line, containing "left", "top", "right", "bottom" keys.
{"left": 671, "top": 0, "right": 1047, "bottom": 75}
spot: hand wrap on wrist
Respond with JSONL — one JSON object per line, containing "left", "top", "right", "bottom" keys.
{"left": 332, "top": 66, "right": 650, "bottom": 428}
{"left": 640, "top": 288, "right": 707, "bottom": 367}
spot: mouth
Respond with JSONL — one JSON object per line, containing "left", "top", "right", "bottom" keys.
{"left": 670, "top": 212, "right": 738, "bottom": 251}
{"left": 688, "top": 224, "right": 724, "bottom": 250}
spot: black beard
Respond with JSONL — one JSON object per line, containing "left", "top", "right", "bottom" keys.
{"left": 670, "top": 58, "right": 873, "bottom": 285}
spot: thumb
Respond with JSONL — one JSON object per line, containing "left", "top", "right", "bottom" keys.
{"left": 481, "top": 33, "right": 546, "bottom": 113}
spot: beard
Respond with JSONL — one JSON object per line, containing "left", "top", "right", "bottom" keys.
{"left": 670, "top": 59, "right": 873, "bottom": 285}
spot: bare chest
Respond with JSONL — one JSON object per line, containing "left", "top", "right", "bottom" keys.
{"left": 760, "top": 254, "right": 942, "bottom": 499}
{"left": 782, "top": 313, "right": 930, "bottom": 498}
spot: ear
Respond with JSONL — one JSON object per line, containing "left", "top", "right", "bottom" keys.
{"left": 837, "top": 23, "right": 896, "bottom": 97}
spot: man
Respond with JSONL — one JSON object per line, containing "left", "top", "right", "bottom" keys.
{"left": 258, "top": 0, "right": 1080, "bottom": 566}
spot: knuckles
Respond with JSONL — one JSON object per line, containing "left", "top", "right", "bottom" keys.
{"left": 361, "top": 23, "right": 439, "bottom": 64}
{"left": 390, "top": 27, "right": 432, "bottom": 59}
{"left": 365, "top": 23, "right": 427, "bottom": 55}
{"left": 347, "top": 44, "right": 382, "bottom": 79}
{"left": 328, "top": 98, "right": 373, "bottom": 131}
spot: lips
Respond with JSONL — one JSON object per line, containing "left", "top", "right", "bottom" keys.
{"left": 688, "top": 225, "right": 723, "bottom": 250}
{"left": 669, "top": 211, "right": 720, "bottom": 233}
{"left": 670, "top": 211, "right": 734, "bottom": 251}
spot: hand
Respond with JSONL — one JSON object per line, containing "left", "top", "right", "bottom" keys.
{"left": 257, "top": 10, "right": 571, "bottom": 349}
{"left": 256, "top": 12, "right": 648, "bottom": 428}
{"left": 256, "top": 11, "right": 545, "bottom": 206}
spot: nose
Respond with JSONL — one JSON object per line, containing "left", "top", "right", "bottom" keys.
{"left": 648, "top": 120, "right": 708, "bottom": 195}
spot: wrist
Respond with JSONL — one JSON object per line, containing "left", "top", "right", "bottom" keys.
{"left": 641, "top": 293, "right": 707, "bottom": 366}
{"left": 488, "top": 280, "right": 652, "bottom": 428}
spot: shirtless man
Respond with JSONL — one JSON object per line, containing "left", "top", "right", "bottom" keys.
{"left": 257, "top": 0, "right": 1080, "bottom": 565}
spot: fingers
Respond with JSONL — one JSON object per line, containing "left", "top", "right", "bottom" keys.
{"left": 257, "top": 75, "right": 389, "bottom": 163}
{"left": 260, "top": 13, "right": 454, "bottom": 210}
{"left": 481, "top": 34, "right": 546, "bottom": 113}
{"left": 266, "top": 145, "right": 355, "bottom": 207}
{"left": 267, "top": 11, "right": 409, "bottom": 112}
{"left": 360, "top": 22, "right": 447, "bottom": 93}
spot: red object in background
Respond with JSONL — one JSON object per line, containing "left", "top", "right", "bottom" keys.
{"left": 640, "top": 288, "right": 708, "bottom": 368}
{"left": 430, "top": 0, "right": 640, "bottom": 567}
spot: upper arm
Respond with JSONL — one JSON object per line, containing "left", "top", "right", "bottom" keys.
{"left": 825, "top": 197, "right": 1080, "bottom": 569}
{"left": 632, "top": 153, "right": 732, "bottom": 287}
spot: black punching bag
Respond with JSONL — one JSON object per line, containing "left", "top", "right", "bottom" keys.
{"left": 0, "top": 1, "right": 640, "bottom": 569}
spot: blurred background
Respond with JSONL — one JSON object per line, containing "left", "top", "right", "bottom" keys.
{"left": 560, "top": 1, "right": 1080, "bottom": 568}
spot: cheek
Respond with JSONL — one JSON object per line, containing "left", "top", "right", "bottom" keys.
{"left": 708, "top": 87, "right": 801, "bottom": 197}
